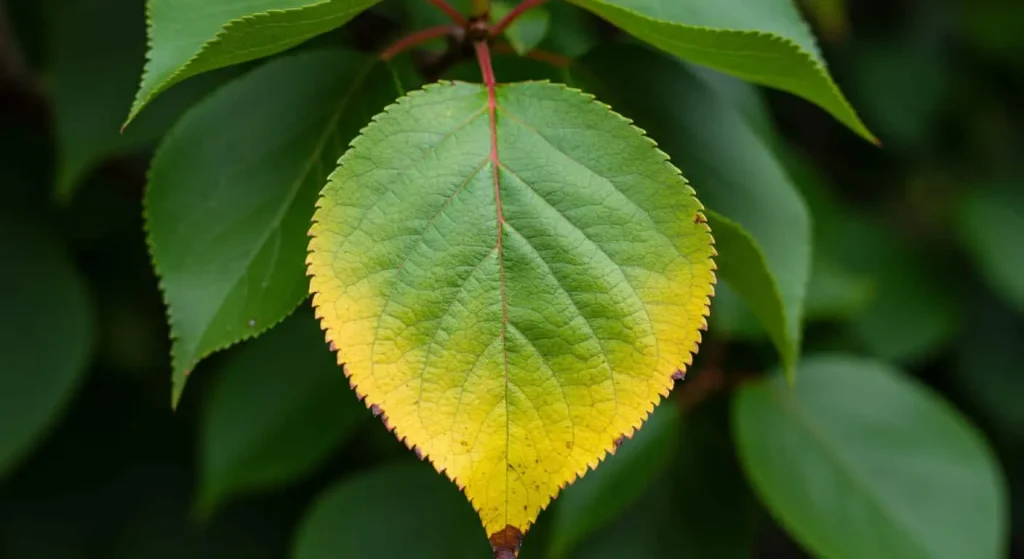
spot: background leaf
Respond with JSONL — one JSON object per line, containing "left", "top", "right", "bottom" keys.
{"left": 733, "top": 354, "right": 1008, "bottom": 559}
{"left": 292, "top": 462, "right": 489, "bottom": 558}
{"left": 570, "top": 44, "right": 811, "bottom": 378}
{"left": 307, "top": 80, "right": 715, "bottom": 540}
{"left": 493, "top": 0, "right": 551, "bottom": 55}
{"left": 566, "top": 0, "right": 875, "bottom": 141}
{"left": 128, "top": 0, "right": 380, "bottom": 123}
{"left": 197, "top": 307, "right": 367, "bottom": 516}
{"left": 50, "top": 0, "right": 231, "bottom": 201}
{"left": 548, "top": 400, "right": 680, "bottom": 559}
{"left": 0, "top": 215, "right": 93, "bottom": 478}
{"left": 957, "top": 181, "right": 1024, "bottom": 312}
{"left": 146, "top": 49, "right": 410, "bottom": 405}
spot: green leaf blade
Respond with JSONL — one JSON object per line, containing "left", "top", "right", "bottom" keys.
{"left": 197, "top": 307, "right": 367, "bottom": 516}
{"left": 128, "top": 0, "right": 381, "bottom": 124}
{"left": 566, "top": 0, "right": 875, "bottom": 142}
{"left": 570, "top": 45, "right": 810, "bottom": 378}
{"left": 307, "top": 80, "right": 716, "bottom": 540}
{"left": 146, "top": 49, "right": 408, "bottom": 405}
{"left": 733, "top": 355, "right": 1009, "bottom": 559}
{"left": 293, "top": 463, "right": 490, "bottom": 558}
{"left": 0, "top": 216, "right": 94, "bottom": 478}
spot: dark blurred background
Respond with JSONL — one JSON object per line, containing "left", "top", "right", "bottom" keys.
{"left": 0, "top": 0, "right": 1021, "bottom": 557}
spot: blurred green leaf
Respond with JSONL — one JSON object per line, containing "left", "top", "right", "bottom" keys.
{"left": 50, "top": 0, "right": 231, "bottom": 201}
{"left": 671, "top": 397, "right": 758, "bottom": 558}
{"left": 568, "top": 481, "right": 672, "bottom": 559}
{"left": 566, "top": 0, "right": 875, "bottom": 142}
{"left": 127, "top": 0, "right": 380, "bottom": 123}
{"left": 538, "top": 2, "right": 599, "bottom": 58}
{"left": 706, "top": 212, "right": 793, "bottom": 365}
{"left": 955, "top": 300, "right": 1024, "bottom": 441}
{"left": 197, "top": 307, "right": 366, "bottom": 516}
{"left": 957, "top": 182, "right": 1024, "bottom": 312}
{"left": 293, "top": 462, "right": 489, "bottom": 558}
{"left": 845, "top": 232, "right": 959, "bottom": 364}
{"left": 847, "top": 37, "right": 949, "bottom": 153}
{"left": 145, "top": 49, "right": 411, "bottom": 406}
{"left": 570, "top": 44, "right": 811, "bottom": 379}
{"left": 548, "top": 400, "right": 680, "bottom": 559}
{"left": 493, "top": 0, "right": 550, "bottom": 55}
{"left": 734, "top": 354, "right": 1008, "bottom": 559}
{"left": 0, "top": 216, "right": 93, "bottom": 478}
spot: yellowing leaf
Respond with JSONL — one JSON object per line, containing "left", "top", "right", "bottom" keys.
{"left": 307, "top": 81, "right": 716, "bottom": 549}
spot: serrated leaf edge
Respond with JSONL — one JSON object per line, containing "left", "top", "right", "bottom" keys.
{"left": 144, "top": 51, "right": 384, "bottom": 407}
{"left": 126, "top": 0, "right": 379, "bottom": 127}
{"left": 306, "top": 79, "right": 717, "bottom": 536}
{"left": 567, "top": 0, "right": 876, "bottom": 143}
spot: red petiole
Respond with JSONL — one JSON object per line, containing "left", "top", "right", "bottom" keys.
{"left": 379, "top": 25, "right": 459, "bottom": 61}
{"left": 426, "top": 0, "right": 468, "bottom": 26}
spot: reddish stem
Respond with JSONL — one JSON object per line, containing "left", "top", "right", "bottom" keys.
{"left": 425, "top": 0, "right": 467, "bottom": 26}
{"left": 492, "top": 42, "right": 571, "bottom": 69}
{"left": 380, "top": 25, "right": 458, "bottom": 60}
{"left": 492, "top": 0, "right": 549, "bottom": 36}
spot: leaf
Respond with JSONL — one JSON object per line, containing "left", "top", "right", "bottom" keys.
{"left": 566, "top": 0, "right": 876, "bottom": 142}
{"left": 957, "top": 182, "right": 1024, "bottom": 312}
{"left": 569, "top": 44, "right": 810, "bottom": 378}
{"left": 955, "top": 299, "right": 1024, "bottom": 441}
{"left": 0, "top": 216, "right": 94, "bottom": 478}
{"left": 493, "top": 1, "right": 551, "bottom": 55}
{"left": 197, "top": 307, "right": 367, "bottom": 515}
{"left": 547, "top": 400, "right": 680, "bottom": 559}
{"left": 705, "top": 212, "right": 792, "bottom": 366}
{"left": 50, "top": 0, "right": 232, "bottom": 201}
{"left": 146, "top": 49, "right": 411, "bottom": 406}
{"left": 307, "top": 80, "right": 716, "bottom": 545}
{"left": 127, "top": 0, "right": 380, "bottom": 124}
{"left": 733, "top": 354, "right": 1009, "bottom": 559}
{"left": 293, "top": 462, "right": 490, "bottom": 558}
{"left": 670, "top": 396, "right": 758, "bottom": 558}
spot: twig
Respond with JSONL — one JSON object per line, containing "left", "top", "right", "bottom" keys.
{"left": 492, "top": 42, "right": 571, "bottom": 69}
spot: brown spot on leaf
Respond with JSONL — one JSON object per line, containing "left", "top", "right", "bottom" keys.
{"left": 490, "top": 525, "right": 523, "bottom": 559}
{"left": 672, "top": 370, "right": 686, "bottom": 381}
{"left": 564, "top": 441, "right": 573, "bottom": 450}
{"left": 694, "top": 212, "right": 708, "bottom": 224}
{"left": 370, "top": 404, "right": 383, "bottom": 417}
{"left": 613, "top": 435, "right": 628, "bottom": 450}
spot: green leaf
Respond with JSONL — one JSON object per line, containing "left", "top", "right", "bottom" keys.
{"left": 955, "top": 300, "right": 1024, "bottom": 441}
{"left": 127, "top": 0, "right": 380, "bottom": 124}
{"left": 493, "top": 0, "right": 551, "bottom": 55}
{"left": 566, "top": 0, "right": 875, "bottom": 142}
{"left": 197, "top": 306, "right": 367, "bottom": 516}
{"left": 670, "top": 397, "right": 758, "bottom": 558}
{"left": 570, "top": 44, "right": 810, "bottom": 378}
{"left": 306, "top": 79, "right": 716, "bottom": 541}
{"left": 0, "top": 216, "right": 94, "bottom": 478}
{"left": 957, "top": 182, "right": 1024, "bottom": 312}
{"left": 734, "top": 354, "right": 1008, "bottom": 559}
{"left": 548, "top": 400, "right": 680, "bottom": 559}
{"left": 50, "top": 0, "right": 232, "bottom": 201}
{"left": 146, "top": 49, "right": 410, "bottom": 406}
{"left": 293, "top": 462, "right": 490, "bottom": 558}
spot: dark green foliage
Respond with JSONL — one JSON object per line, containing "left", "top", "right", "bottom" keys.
{"left": 0, "top": 0, "right": 1020, "bottom": 557}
